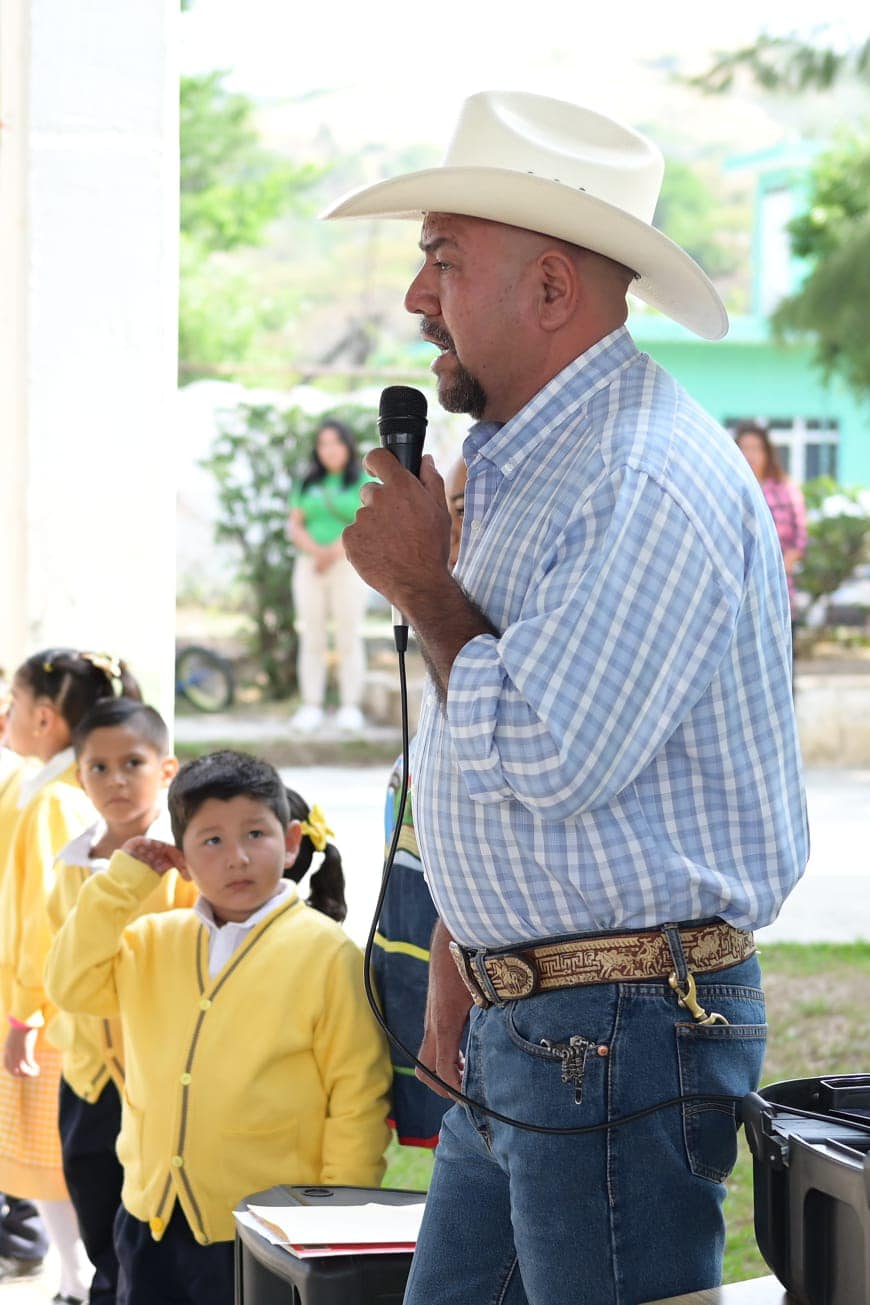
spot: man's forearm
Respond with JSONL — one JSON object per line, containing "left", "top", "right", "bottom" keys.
{"left": 398, "top": 573, "right": 497, "bottom": 698}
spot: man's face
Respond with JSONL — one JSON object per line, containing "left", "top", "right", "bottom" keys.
{"left": 405, "top": 214, "right": 542, "bottom": 422}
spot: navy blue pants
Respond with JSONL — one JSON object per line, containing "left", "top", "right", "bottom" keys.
{"left": 0, "top": 1193, "right": 48, "bottom": 1262}
{"left": 59, "top": 1077, "right": 123, "bottom": 1304}
{"left": 114, "top": 1204, "right": 233, "bottom": 1305}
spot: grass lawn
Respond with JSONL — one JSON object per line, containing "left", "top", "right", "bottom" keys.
{"left": 382, "top": 942, "right": 870, "bottom": 1283}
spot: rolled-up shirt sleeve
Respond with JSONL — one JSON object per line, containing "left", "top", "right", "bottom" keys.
{"left": 446, "top": 468, "right": 738, "bottom": 822}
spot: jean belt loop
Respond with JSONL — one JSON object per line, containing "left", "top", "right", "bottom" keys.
{"left": 470, "top": 950, "right": 506, "bottom": 1008}
{"left": 661, "top": 922, "right": 689, "bottom": 986}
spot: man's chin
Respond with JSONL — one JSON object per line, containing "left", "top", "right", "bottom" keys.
{"left": 437, "top": 368, "right": 487, "bottom": 420}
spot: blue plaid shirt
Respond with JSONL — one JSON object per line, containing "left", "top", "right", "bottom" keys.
{"left": 413, "top": 327, "right": 808, "bottom": 948}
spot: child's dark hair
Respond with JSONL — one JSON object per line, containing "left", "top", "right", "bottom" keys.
{"left": 284, "top": 788, "right": 347, "bottom": 924}
{"left": 16, "top": 648, "right": 141, "bottom": 730}
{"left": 72, "top": 697, "right": 170, "bottom": 759}
{"left": 168, "top": 750, "right": 289, "bottom": 846}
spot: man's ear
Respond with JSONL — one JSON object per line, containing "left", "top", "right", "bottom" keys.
{"left": 284, "top": 819, "right": 303, "bottom": 870}
{"left": 161, "top": 755, "right": 180, "bottom": 786}
{"left": 537, "top": 250, "right": 579, "bottom": 330}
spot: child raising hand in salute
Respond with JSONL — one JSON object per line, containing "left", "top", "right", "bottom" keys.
{"left": 47, "top": 750, "right": 390, "bottom": 1305}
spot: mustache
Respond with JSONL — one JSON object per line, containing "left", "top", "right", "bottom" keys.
{"left": 421, "top": 318, "right": 455, "bottom": 352}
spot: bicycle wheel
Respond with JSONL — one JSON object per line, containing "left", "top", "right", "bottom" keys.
{"left": 175, "top": 645, "right": 235, "bottom": 712}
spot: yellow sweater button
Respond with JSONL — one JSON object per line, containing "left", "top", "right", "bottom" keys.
{"left": 149, "top": 1216, "right": 164, "bottom": 1235}
{"left": 171, "top": 1155, "right": 184, "bottom": 1168}
{"left": 199, "top": 998, "right": 211, "bottom": 1011}
{"left": 180, "top": 1073, "right": 192, "bottom": 1086}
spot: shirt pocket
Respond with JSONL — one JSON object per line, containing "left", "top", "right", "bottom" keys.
{"left": 675, "top": 1013, "right": 767, "bottom": 1183}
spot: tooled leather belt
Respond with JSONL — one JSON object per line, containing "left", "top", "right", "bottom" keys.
{"left": 450, "top": 918, "right": 756, "bottom": 1009}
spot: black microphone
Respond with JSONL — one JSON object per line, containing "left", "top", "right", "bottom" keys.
{"left": 378, "top": 386, "right": 428, "bottom": 649}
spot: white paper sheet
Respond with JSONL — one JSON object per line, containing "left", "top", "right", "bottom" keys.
{"left": 245, "top": 1200, "right": 425, "bottom": 1247}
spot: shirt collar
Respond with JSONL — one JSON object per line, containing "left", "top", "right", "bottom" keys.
{"left": 194, "top": 878, "right": 297, "bottom": 936}
{"left": 463, "top": 326, "right": 639, "bottom": 478}
{"left": 18, "top": 746, "right": 77, "bottom": 809}
{"left": 58, "top": 807, "right": 173, "bottom": 872}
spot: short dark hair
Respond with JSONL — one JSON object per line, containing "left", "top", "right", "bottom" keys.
{"left": 72, "top": 697, "right": 170, "bottom": 759}
{"left": 168, "top": 750, "right": 289, "bottom": 847}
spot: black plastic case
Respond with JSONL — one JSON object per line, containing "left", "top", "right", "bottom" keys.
{"left": 743, "top": 1075, "right": 870, "bottom": 1305}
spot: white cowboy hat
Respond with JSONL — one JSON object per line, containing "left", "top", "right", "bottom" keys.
{"left": 323, "top": 90, "right": 728, "bottom": 341}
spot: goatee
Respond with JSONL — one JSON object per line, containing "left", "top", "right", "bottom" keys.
{"left": 422, "top": 318, "right": 488, "bottom": 419}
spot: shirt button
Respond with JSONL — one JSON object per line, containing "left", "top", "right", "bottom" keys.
{"left": 471, "top": 519, "right": 481, "bottom": 532}
{"left": 180, "top": 1073, "right": 192, "bottom": 1086}
{"left": 171, "top": 1155, "right": 184, "bottom": 1168}
{"left": 199, "top": 998, "right": 211, "bottom": 1011}
{"left": 149, "top": 1217, "right": 164, "bottom": 1235}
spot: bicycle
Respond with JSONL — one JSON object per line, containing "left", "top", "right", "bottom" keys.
{"left": 175, "top": 644, "right": 236, "bottom": 713}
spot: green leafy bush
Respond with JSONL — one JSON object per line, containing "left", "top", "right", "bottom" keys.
{"left": 203, "top": 401, "right": 376, "bottom": 697}
{"left": 798, "top": 477, "right": 870, "bottom": 620}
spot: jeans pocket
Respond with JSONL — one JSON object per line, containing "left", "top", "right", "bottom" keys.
{"left": 675, "top": 1018, "right": 767, "bottom": 1182}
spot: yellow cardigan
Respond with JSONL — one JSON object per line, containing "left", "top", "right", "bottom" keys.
{"left": 47, "top": 834, "right": 198, "bottom": 1102}
{"left": 0, "top": 751, "right": 35, "bottom": 857}
{"left": 46, "top": 851, "right": 392, "bottom": 1245}
{"left": 0, "top": 757, "right": 94, "bottom": 1025}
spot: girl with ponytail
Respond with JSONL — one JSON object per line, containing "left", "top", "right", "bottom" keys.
{"left": 283, "top": 789, "right": 347, "bottom": 924}
{"left": 0, "top": 647, "right": 141, "bottom": 1304}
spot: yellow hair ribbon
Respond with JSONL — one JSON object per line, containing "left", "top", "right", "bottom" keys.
{"left": 299, "top": 804, "right": 334, "bottom": 853}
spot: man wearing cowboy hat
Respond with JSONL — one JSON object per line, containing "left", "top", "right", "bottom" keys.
{"left": 328, "top": 92, "right": 807, "bottom": 1304}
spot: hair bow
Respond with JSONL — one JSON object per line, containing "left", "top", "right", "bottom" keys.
{"left": 299, "top": 804, "right": 334, "bottom": 853}
{"left": 80, "top": 651, "right": 122, "bottom": 681}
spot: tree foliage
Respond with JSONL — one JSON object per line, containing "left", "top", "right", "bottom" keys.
{"left": 202, "top": 402, "right": 375, "bottom": 698}
{"left": 654, "top": 159, "right": 744, "bottom": 279}
{"left": 772, "top": 134, "right": 870, "bottom": 394}
{"left": 799, "top": 478, "right": 870, "bottom": 617}
{"left": 179, "top": 72, "right": 322, "bottom": 382}
{"left": 689, "top": 31, "right": 870, "bottom": 94}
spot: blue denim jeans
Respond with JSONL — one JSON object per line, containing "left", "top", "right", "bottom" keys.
{"left": 404, "top": 955, "right": 765, "bottom": 1305}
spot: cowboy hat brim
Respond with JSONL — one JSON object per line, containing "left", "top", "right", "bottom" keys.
{"left": 324, "top": 166, "right": 728, "bottom": 341}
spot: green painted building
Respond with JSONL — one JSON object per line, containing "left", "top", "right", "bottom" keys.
{"left": 631, "top": 146, "right": 870, "bottom": 487}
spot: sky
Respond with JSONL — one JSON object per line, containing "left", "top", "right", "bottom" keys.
{"left": 180, "top": 0, "right": 865, "bottom": 151}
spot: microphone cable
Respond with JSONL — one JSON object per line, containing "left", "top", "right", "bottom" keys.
{"left": 361, "top": 641, "right": 744, "bottom": 1137}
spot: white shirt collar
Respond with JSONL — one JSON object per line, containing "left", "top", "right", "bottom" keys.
{"left": 57, "top": 808, "right": 173, "bottom": 873}
{"left": 18, "top": 746, "right": 76, "bottom": 809}
{"left": 195, "top": 879, "right": 298, "bottom": 979}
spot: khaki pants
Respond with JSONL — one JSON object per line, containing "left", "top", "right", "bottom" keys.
{"left": 292, "top": 553, "right": 368, "bottom": 708}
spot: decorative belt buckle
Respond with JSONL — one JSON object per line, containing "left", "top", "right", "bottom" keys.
{"left": 482, "top": 952, "right": 539, "bottom": 1001}
{"left": 448, "top": 941, "right": 490, "bottom": 1008}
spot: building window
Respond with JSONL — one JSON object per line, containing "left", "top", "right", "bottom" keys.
{"left": 726, "top": 417, "right": 839, "bottom": 483}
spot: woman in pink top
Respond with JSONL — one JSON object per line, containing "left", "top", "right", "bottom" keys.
{"left": 736, "top": 422, "right": 808, "bottom": 619}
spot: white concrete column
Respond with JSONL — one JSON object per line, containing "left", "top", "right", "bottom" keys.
{"left": 0, "top": 0, "right": 178, "bottom": 722}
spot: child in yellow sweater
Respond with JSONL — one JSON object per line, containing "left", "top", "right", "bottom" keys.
{"left": 2, "top": 648, "right": 142, "bottom": 1304}
{"left": 47, "top": 749, "right": 391, "bottom": 1305}
{"left": 48, "top": 696, "right": 196, "bottom": 1305}
{"left": 0, "top": 680, "right": 49, "bottom": 1283}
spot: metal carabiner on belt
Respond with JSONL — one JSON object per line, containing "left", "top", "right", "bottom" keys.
{"left": 669, "top": 971, "right": 729, "bottom": 1026}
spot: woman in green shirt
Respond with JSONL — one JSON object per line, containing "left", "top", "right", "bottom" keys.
{"left": 288, "top": 420, "right": 372, "bottom": 732}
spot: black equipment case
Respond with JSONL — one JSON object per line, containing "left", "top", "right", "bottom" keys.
{"left": 743, "top": 1074, "right": 870, "bottom": 1305}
